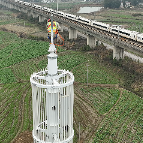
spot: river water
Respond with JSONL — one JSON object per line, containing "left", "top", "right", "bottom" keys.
{"left": 77, "top": 7, "right": 103, "bottom": 13}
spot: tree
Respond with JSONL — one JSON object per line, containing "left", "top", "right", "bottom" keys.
{"left": 104, "top": 0, "right": 121, "bottom": 9}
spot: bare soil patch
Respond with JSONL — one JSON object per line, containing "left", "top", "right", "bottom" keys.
{"left": 0, "top": 23, "right": 48, "bottom": 40}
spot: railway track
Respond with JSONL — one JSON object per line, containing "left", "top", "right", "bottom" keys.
{"left": 54, "top": 14, "right": 143, "bottom": 49}
{"left": 2, "top": 0, "right": 143, "bottom": 52}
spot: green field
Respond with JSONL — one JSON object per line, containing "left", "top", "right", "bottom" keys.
{"left": 0, "top": 9, "right": 143, "bottom": 143}
{"left": 94, "top": 9, "right": 143, "bottom": 33}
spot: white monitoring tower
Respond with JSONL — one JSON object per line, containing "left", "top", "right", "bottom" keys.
{"left": 30, "top": 16, "right": 74, "bottom": 143}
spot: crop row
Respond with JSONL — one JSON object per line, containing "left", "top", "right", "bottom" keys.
{"left": 81, "top": 87, "right": 120, "bottom": 115}
{"left": 0, "top": 39, "right": 48, "bottom": 68}
{"left": 0, "top": 83, "right": 23, "bottom": 111}
{"left": 0, "top": 31, "right": 20, "bottom": 49}
{"left": 58, "top": 54, "right": 87, "bottom": 71}
{"left": 0, "top": 31, "right": 65, "bottom": 69}
{"left": 38, "top": 51, "right": 87, "bottom": 71}
{"left": 38, "top": 51, "right": 76, "bottom": 70}
{"left": 11, "top": 60, "right": 38, "bottom": 81}
{"left": 0, "top": 82, "right": 29, "bottom": 143}
{"left": 93, "top": 90, "right": 143, "bottom": 142}
{"left": 0, "top": 19, "right": 17, "bottom": 25}
{"left": 22, "top": 85, "right": 33, "bottom": 132}
{"left": 73, "top": 61, "right": 119, "bottom": 84}
{"left": 0, "top": 41, "right": 20, "bottom": 60}
{"left": 0, "top": 68, "right": 16, "bottom": 84}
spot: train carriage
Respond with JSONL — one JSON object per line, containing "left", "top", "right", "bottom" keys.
{"left": 110, "top": 26, "right": 119, "bottom": 35}
{"left": 13, "top": 0, "right": 143, "bottom": 44}
{"left": 65, "top": 13, "right": 77, "bottom": 21}
{"left": 23, "top": 2, "right": 31, "bottom": 7}
{"left": 33, "top": 4, "right": 42, "bottom": 10}
{"left": 137, "top": 33, "right": 143, "bottom": 43}
{"left": 15, "top": 0, "right": 19, "bottom": 2}
{"left": 91, "top": 21, "right": 110, "bottom": 32}
{"left": 18, "top": 0, "right": 23, "bottom": 5}
{"left": 42, "top": 7, "right": 48, "bottom": 11}
{"left": 77, "top": 16, "right": 91, "bottom": 25}
{"left": 57, "top": 11, "right": 65, "bottom": 17}
{"left": 117, "top": 29, "right": 139, "bottom": 41}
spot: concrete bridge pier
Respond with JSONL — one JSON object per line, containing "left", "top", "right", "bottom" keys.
{"left": 39, "top": 15, "right": 46, "bottom": 22}
{"left": 18, "top": 7, "right": 22, "bottom": 12}
{"left": 0, "top": 1, "right": 5, "bottom": 6}
{"left": 27, "top": 10, "right": 33, "bottom": 17}
{"left": 5, "top": 3, "right": 9, "bottom": 8}
{"left": 96, "top": 40, "right": 102, "bottom": 46}
{"left": 21, "top": 8, "right": 28, "bottom": 13}
{"left": 14, "top": 5, "right": 18, "bottom": 10}
{"left": 3, "top": 2, "right": 6, "bottom": 6}
{"left": 113, "top": 46, "right": 124, "bottom": 60}
{"left": 32, "top": 12, "right": 39, "bottom": 18}
{"left": 2, "top": 1, "right": 6, "bottom": 6}
{"left": 69, "top": 27, "right": 77, "bottom": 39}
{"left": 59, "top": 22, "right": 63, "bottom": 32}
{"left": 87, "top": 34, "right": 95, "bottom": 48}
{"left": 9, "top": 4, "right": 14, "bottom": 9}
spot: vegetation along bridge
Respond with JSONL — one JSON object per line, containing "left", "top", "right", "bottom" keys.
{"left": 1, "top": 0, "right": 143, "bottom": 60}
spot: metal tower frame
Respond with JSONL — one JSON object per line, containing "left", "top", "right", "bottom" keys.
{"left": 30, "top": 15, "right": 74, "bottom": 143}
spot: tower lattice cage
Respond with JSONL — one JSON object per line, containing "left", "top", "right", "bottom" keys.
{"left": 30, "top": 69, "right": 74, "bottom": 143}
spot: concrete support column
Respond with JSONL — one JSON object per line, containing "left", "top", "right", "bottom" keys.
{"left": 59, "top": 22, "right": 63, "bottom": 32}
{"left": 0, "top": 1, "right": 3, "bottom": 5}
{"left": 39, "top": 15, "right": 45, "bottom": 22}
{"left": 27, "top": 10, "right": 32, "bottom": 17}
{"left": 113, "top": 46, "right": 124, "bottom": 60}
{"left": 9, "top": 4, "right": 14, "bottom": 9}
{"left": 3, "top": 2, "right": 6, "bottom": 7}
{"left": 87, "top": 34, "right": 95, "bottom": 48}
{"left": 32, "top": 12, "right": 39, "bottom": 18}
{"left": 14, "top": 5, "right": 18, "bottom": 10}
{"left": 69, "top": 27, "right": 77, "bottom": 39}
{"left": 18, "top": 7, "right": 22, "bottom": 12}
{"left": 21, "top": 8, "right": 27, "bottom": 13}
{"left": 7, "top": 3, "right": 10, "bottom": 8}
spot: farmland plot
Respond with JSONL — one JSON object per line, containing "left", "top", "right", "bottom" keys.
{"left": 93, "top": 90, "right": 143, "bottom": 143}
{"left": 0, "top": 31, "right": 20, "bottom": 50}
{"left": 0, "top": 32, "right": 65, "bottom": 69}
{"left": 0, "top": 82, "right": 30, "bottom": 143}
{"left": 1, "top": 46, "right": 143, "bottom": 143}
{"left": 80, "top": 87, "right": 120, "bottom": 115}
{"left": 0, "top": 14, "right": 143, "bottom": 143}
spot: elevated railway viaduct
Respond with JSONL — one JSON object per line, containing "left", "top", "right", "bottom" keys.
{"left": 0, "top": 0, "right": 143, "bottom": 60}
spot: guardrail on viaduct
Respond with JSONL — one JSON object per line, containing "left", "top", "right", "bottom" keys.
{"left": 0, "top": 0, "right": 143, "bottom": 60}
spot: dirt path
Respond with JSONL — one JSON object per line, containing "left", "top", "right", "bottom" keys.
{"left": 103, "top": 88, "right": 123, "bottom": 116}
